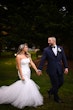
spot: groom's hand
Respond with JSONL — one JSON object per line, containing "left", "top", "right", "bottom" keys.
{"left": 64, "top": 68, "right": 68, "bottom": 75}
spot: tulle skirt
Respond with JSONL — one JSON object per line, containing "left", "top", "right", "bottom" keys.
{"left": 0, "top": 78, "right": 43, "bottom": 109}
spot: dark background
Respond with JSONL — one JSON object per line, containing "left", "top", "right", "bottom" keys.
{"left": 0, "top": 0, "right": 73, "bottom": 59}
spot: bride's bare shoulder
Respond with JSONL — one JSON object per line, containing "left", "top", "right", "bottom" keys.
{"left": 16, "top": 54, "right": 21, "bottom": 60}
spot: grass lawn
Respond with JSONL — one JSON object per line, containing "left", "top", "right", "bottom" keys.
{"left": 0, "top": 55, "right": 73, "bottom": 110}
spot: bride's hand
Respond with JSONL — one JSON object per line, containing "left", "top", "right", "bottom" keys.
{"left": 21, "top": 77, "right": 25, "bottom": 81}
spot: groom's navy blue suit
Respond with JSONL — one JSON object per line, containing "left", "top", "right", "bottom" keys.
{"left": 38, "top": 45, "right": 68, "bottom": 100}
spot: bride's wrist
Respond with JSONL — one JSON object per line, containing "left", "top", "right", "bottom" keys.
{"left": 21, "top": 76, "right": 25, "bottom": 80}
{"left": 36, "top": 69, "right": 38, "bottom": 73}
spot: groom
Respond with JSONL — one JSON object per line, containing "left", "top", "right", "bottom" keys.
{"left": 38, "top": 36, "right": 68, "bottom": 103}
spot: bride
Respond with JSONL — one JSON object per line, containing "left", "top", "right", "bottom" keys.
{"left": 0, "top": 43, "right": 43, "bottom": 109}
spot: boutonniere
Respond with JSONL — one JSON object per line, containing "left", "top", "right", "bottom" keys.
{"left": 57, "top": 47, "right": 61, "bottom": 52}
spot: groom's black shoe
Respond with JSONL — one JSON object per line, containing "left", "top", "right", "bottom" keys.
{"left": 55, "top": 99, "right": 64, "bottom": 103}
{"left": 54, "top": 94, "right": 64, "bottom": 103}
{"left": 54, "top": 98, "right": 64, "bottom": 103}
{"left": 47, "top": 90, "right": 52, "bottom": 99}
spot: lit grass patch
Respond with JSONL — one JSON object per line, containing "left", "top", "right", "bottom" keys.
{"left": 0, "top": 55, "right": 73, "bottom": 110}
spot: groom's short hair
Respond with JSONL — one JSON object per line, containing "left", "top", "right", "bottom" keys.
{"left": 48, "top": 36, "right": 56, "bottom": 42}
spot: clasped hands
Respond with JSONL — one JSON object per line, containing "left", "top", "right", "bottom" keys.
{"left": 36, "top": 69, "right": 42, "bottom": 76}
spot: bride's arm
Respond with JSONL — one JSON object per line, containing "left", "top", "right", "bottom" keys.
{"left": 16, "top": 56, "right": 24, "bottom": 80}
{"left": 30, "top": 58, "right": 41, "bottom": 75}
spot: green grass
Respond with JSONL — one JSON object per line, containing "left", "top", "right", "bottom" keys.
{"left": 0, "top": 55, "right": 73, "bottom": 110}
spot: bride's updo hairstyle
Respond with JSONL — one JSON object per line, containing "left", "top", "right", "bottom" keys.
{"left": 16, "top": 43, "right": 31, "bottom": 58}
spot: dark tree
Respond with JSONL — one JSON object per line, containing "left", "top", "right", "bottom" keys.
{"left": 0, "top": 0, "right": 73, "bottom": 58}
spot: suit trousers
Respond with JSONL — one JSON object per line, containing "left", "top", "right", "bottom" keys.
{"left": 48, "top": 70, "right": 64, "bottom": 99}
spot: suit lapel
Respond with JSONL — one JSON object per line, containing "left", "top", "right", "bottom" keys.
{"left": 48, "top": 46, "right": 57, "bottom": 57}
{"left": 48, "top": 46, "right": 62, "bottom": 59}
{"left": 57, "top": 46, "right": 61, "bottom": 57}
{"left": 49, "top": 46, "right": 61, "bottom": 57}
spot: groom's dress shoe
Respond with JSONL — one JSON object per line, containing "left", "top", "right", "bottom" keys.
{"left": 47, "top": 91, "right": 52, "bottom": 98}
{"left": 54, "top": 99, "right": 64, "bottom": 103}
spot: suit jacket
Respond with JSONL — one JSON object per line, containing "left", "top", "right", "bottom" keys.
{"left": 38, "top": 46, "right": 68, "bottom": 75}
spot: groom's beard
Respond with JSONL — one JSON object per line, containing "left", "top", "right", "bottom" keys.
{"left": 49, "top": 43, "right": 53, "bottom": 47}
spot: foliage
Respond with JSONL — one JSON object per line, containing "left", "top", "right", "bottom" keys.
{"left": 0, "top": 0, "right": 73, "bottom": 58}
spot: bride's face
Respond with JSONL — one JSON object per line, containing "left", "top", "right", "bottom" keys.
{"left": 23, "top": 45, "right": 28, "bottom": 52}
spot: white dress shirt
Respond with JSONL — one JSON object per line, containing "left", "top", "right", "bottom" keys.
{"left": 52, "top": 45, "right": 57, "bottom": 56}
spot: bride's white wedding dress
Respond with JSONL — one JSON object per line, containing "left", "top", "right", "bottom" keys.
{"left": 0, "top": 58, "right": 43, "bottom": 109}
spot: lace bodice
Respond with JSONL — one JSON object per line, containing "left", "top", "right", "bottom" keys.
{"left": 18, "top": 58, "right": 31, "bottom": 79}
{"left": 20, "top": 58, "right": 30, "bottom": 68}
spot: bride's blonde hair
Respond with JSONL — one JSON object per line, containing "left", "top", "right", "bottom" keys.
{"left": 16, "top": 43, "right": 31, "bottom": 58}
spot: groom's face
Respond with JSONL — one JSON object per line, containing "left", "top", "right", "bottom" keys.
{"left": 48, "top": 38, "right": 54, "bottom": 46}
